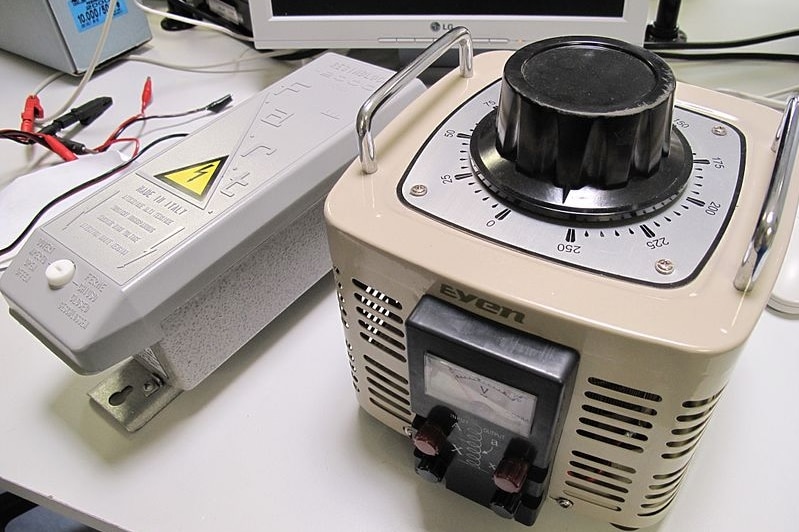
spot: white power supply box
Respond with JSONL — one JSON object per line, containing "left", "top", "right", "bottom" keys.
{"left": 1, "top": 52, "right": 425, "bottom": 430}
{"left": 0, "top": 0, "right": 151, "bottom": 74}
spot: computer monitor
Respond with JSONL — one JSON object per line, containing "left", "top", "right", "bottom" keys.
{"left": 249, "top": 1, "right": 649, "bottom": 51}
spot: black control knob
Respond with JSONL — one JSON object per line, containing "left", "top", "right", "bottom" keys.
{"left": 489, "top": 489, "right": 521, "bottom": 519}
{"left": 414, "top": 455, "right": 449, "bottom": 483}
{"left": 413, "top": 421, "right": 448, "bottom": 456}
{"left": 493, "top": 457, "right": 529, "bottom": 494}
{"left": 471, "top": 36, "right": 692, "bottom": 222}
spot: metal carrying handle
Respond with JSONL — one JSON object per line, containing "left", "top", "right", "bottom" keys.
{"left": 734, "top": 95, "right": 799, "bottom": 292}
{"left": 357, "top": 27, "right": 474, "bottom": 174}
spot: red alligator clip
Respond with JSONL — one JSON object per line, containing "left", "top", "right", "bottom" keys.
{"left": 20, "top": 95, "right": 44, "bottom": 133}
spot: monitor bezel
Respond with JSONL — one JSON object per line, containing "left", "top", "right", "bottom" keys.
{"left": 250, "top": 1, "right": 649, "bottom": 50}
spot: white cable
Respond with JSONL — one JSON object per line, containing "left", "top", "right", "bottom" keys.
{"left": 716, "top": 88, "right": 786, "bottom": 109}
{"left": 36, "top": 0, "right": 119, "bottom": 121}
{"left": 133, "top": 0, "right": 254, "bottom": 42}
{"left": 124, "top": 49, "right": 301, "bottom": 73}
{"left": 765, "top": 84, "right": 799, "bottom": 98}
{"left": 32, "top": 72, "right": 65, "bottom": 96}
{"left": 30, "top": 0, "right": 284, "bottom": 115}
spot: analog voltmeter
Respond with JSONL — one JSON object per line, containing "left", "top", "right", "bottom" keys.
{"left": 407, "top": 296, "right": 578, "bottom": 525}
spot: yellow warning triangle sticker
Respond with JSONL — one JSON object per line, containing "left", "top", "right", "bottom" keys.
{"left": 154, "top": 156, "right": 228, "bottom": 200}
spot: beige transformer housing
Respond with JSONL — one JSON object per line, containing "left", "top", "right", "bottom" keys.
{"left": 325, "top": 49, "right": 798, "bottom": 529}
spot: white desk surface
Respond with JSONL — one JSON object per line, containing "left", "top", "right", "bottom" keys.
{"left": 1, "top": 2, "right": 798, "bottom": 531}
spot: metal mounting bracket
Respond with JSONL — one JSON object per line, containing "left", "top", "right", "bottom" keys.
{"left": 88, "top": 358, "right": 182, "bottom": 432}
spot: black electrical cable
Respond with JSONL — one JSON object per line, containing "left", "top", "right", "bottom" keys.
{"left": 38, "top": 97, "right": 114, "bottom": 136}
{"left": 162, "top": 0, "right": 253, "bottom": 36}
{"left": 654, "top": 51, "right": 799, "bottom": 63}
{"left": 645, "top": 28, "right": 799, "bottom": 50}
{"left": 112, "top": 94, "right": 232, "bottom": 138}
{"left": 0, "top": 133, "right": 188, "bottom": 261}
{"left": 0, "top": 129, "right": 49, "bottom": 148}
{"left": 0, "top": 129, "right": 83, "bottom": 160}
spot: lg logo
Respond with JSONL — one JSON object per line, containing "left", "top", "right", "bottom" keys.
{"left": 430, "top": 22, "right": 455, "bottom": 32}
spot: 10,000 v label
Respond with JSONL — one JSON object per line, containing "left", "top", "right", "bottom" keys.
{"left": 68, "top": 0, "right": 129, "bottom": 32}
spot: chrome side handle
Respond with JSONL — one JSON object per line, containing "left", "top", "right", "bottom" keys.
{"left": 735, "top": 95, "right": 799, "bottom": 292}
{"left": 357, "top": 27, "right": 474, "bottom": 174}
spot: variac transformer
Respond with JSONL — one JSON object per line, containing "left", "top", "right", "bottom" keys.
{"left": 324, "top": 29, "right": 799, "bottom": 528}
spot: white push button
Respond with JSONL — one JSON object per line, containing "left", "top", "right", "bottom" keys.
{"left": 45, "top": 259, "right": 76, "bottom": 289}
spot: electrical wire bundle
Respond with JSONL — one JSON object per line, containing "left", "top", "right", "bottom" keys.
{"left": 645, "top": 26, "right": 799, "bottom": 109}
{"left": 646, "top": 28, "right": 799, "bottom": 63}
{"left": 2, "top": 79, "right": 231, "bottom": 161}
{"left": 1, "top": 78, "right": 232, "bottom": 262}
{"left": 90, "top": 77, "right": 232, "bottom": 157}
{"left": 0, "top": 132, "right": 188, "bottom": 261}
{"left": 0, "top": 0, "right": 241, "bottom": 266}
{"left": 1, "top": 94, "right": 113, "bottom": 161}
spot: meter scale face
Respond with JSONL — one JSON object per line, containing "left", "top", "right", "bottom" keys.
{"left": 398, "top": 80, "right": 745, "bottom": 286}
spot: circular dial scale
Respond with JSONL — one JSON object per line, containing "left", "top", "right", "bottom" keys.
{"left": 399, "top": 58, "right": 744, "bottom": 287}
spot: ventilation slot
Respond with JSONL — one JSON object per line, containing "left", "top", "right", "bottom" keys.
{"left": 354, "top": 293, "right": 404, "bottom": 324}
{"left": 569, "top": 462, "right": 632, "bottom": 485}
{"left": 582, "top": 405, "right": 653, "bottom": 430}
{"left": 564, "top": 481, "right": 626, "bottom": 504}
{"left": 652, "top": 465, "right": 687, "bottom": 481}
{"left": 334, "top": 281, "right": 350, "bottom": 337}
{"left": 584, "top": 392, "right": 658, "bottom": 417}
{"left": 638, "top": 492, "right": 678, "bottom": 516}
{"left": 564, "top": 450, "right": 637, "bottom": 511}
{"left": 637, "top": 484, "right": 682, "bottom": 516}
{"left": 639, "top": 465, "right": 685, "bottom": 516}
{"left": 369, "top": 398, "right": 412, "bottom": 424}
{"left": 348, "top": 352, "right": 358, "bottom": 386}
{"left": 335, "top": 269, "right": 356, "bottom": 390}
{"left": 587, "top": 378, "right": 663, "bottom": 403}
{"left": 369, "top": 387, "right": 411, "bottom": 416}
{"left": 636, "top": 466, "right": 687, "bottom": 518}
{"left": 353, "top": 279, "right": 407, "bottom": 362}
{"left": 353, "top": 278, "right": 403, "bottom": 310}
{"left": 648, "top": 470, "right": 686, "bottom": 492}
{"left": 367, "top": 378, "right": 410, "bottom": 407}
{"left": 575, "top": 430, "right": 644, "bottom": 453}
{"left": 365, "top": 366, "right": 406, "bottom": 395}
{"left": 576, "top": 378, "right": 660, "bottom": 454}
{"left": 572, "top": 450, "right": 637, "bottom": 475}
{"left": 635, "top": 390, "right": 724, "bottom": 518}
{"left": 578, "top": 418, "right": 648, "bottom": 442}
{"left": 638, "top": 463, "right": 689, "bottom": 518}
{"left": 357, "top": 307, "right": 404, "bottom": 337}
{"left": 364, "top": 355, "right": 409, "bottom": 386}
{"left": 568, "top": 471, "right": 629, "bottom": 493}
{"left": 363, "top": 355, "right": 412, "bottom": 424}
{"left": 358, "top": 320, "right": 405, "bottom": 349}
{"left": 637, "top": 476, "right": 682, "bottom": 516}
{"left": 334, "top": 274, "right": 348, "bottom": 319}
{"left": 359, "top": 332, "right": 406, "bottom": 362}
{"left": 563, "top": 490, "right": 622, "bottom": 512}
{"left": 662, "top": 390, "right": 723, "bottom": 460}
